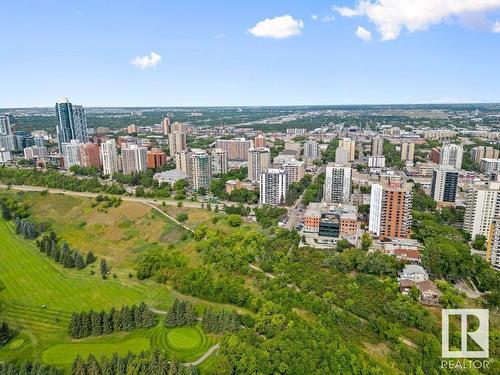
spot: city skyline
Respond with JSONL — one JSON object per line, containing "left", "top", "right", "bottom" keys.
{"left": 2, "top": 0, "right": 500, "bottom": 107}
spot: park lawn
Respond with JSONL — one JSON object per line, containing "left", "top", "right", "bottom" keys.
{"left": 13, "top": 191, "right": 185, "bottom": 270}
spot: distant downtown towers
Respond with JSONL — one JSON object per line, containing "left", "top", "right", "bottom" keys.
{"left": 55, "top": 97, "right": 88, "bottom": 152}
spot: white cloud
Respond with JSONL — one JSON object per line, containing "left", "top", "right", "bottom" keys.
{"left": 214, "top": 33, "right": 228, "bottom": 39}
{"left": 131, "top": 52, "right": 162, "bottom": 69}
{"left": 322, "top": 15, "right": 335, "bottom": 23}
{"left": 248, "top": 15, "right": 304, "bottom": 39}
{"left": 311, "top": 15, "right": 319, "bottom": 21}
{"left": 493, "top": 21, "right": 500, "bottom": 32}
{"left": 335, "top": 0, "right": 500, "bottom": 40}
{"left": 355, "top": 26, "right": 372, "bottom": 41}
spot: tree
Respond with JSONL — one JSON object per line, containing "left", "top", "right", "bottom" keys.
{"left": 360, "top": 232, "right": 372, "bottom": 252}
{"left": 472, "top": 234, "right": 487, "bottom": 251}
{"left": 227, "top": 214, "right": 242, "bottom": 227}
{"left": 176, "top": 213, "right": 188, "bottom": 223}
{"left": 100, "top": 259, "right": 109, "bottom": 279}
{"left": 86, "top": 251, "right": 96, "bottom": 264}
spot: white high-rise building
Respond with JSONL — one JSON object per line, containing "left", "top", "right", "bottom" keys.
{"left": 259, "top": 168, "right": 288, "bottom": 206}
{"left": 1, "top": 114, "right": 12, "bottom": 135}
{"left": 162, "top": 117, "right": 171, "bottom": 135}
{"left": 430, "top": 167, "right": 459, "bottom": 203}
{"left": 100, "top": 139, "right": 119, "bottom": 177}
{"left": 121, "top": 144, "right": 147, "bottom": 175}
{"left": 303, "top": 140, "right": 320, "bottom": 161}
{"left": 440, "top": 143, "right": 463, "bottom": 169}
{"left": 283, "top": 160, "right": 305, "bottom": 184}
{"left": 211, "top": 148, "right": 228, "bottom": 176}
{"left": 368, "top": 155, "right": 385, "bottom": 168}
{"left": 189, "top": 150, "right": 212, "bottom": 190}
{"left": 338, "top": 138, "right": 356, "bottom": 161}
{"left": 323, "top": 163, "right": 351, "bottom": 204}
{"left": 248, "top": 147, "right": 270, "bottom": 182}
{"left": 0, "top": 135, "right": 17, "bottom": 151}
{"left": 464, "top": 182, "right": 500, "bottom": 239}
{"left": 61, "top": 140, "right": 82, "bottom": 170}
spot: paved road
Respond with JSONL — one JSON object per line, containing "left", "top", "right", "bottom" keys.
{"left": 182, "top": 344, "right": 220, "bottom": 367}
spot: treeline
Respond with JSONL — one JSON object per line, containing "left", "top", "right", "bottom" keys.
{"left": 0, "top": 167, "right": 126, "bottom": 195}
{"left": 69, "top": 303, "right": 157, "bottom": 339}
{"left": 15, "top": 216, "right": 47, "bottom": 239}
{"left": 302, "top": 172, "right": 325, "bottom": 205}
{"left": 202, "top": 309, "right": 239, "bottom": 334}
{"left": 71, "top": 351, "right": 197, "bottom": 375}
{"left": 37, "top": 232, "right": 92, "bottom": 270}
{"left": 0, "top": 322, "right": 13, "bottom": 346}
{"left": 0, "top": 361, "right": 61, "bottom": 375}
{"left": 165, "top": 299, "right": 197, "bottom": 327}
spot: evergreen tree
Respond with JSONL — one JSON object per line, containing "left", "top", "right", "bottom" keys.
{"left": 75, "top": 253, "right": 85, "bottom": 269}
{"left": 87, "top": 251, "right": 96, "bottom": 264}
{"left": 72, "top": 355, "right": 86, "bottom": 375}
{"left": 100, "top": 259, "right": 109, "bottom": 278}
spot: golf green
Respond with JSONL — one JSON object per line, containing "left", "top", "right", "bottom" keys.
{"left": 166, "top": 327, "right": 202, "bottom": 350}
{"left": 42, "top": 338, "right": 150, "bottom": 365}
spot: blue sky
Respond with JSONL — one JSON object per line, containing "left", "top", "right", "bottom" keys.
{"left": 1, "top": 0, "right": 500, "bottom": 107}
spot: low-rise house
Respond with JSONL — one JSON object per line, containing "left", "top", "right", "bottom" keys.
{"left": 399, "top": 279, "right": 442, "bottom": 306}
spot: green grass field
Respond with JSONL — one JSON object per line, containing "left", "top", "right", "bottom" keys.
{"left": 0, "top": 192, "right": 236, "bottom": 374}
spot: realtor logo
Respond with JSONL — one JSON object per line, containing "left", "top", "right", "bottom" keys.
{"left": 442, "top": 309, "right": 489, "bottom": 358}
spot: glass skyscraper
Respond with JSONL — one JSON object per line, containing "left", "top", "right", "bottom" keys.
{"left": 55, "top": 97, "right": 88, "bottom": 152}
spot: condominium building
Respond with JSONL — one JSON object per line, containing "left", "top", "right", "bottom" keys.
{"left": 0, "top": 114, "right": 12, "bottom": 135}
{"left": 168, "top": 132, "right": 187, "bottom": 157}
{"left": 211, "top": 148, "right": 228, "bottom": 175}
{"left": 423, "top": 130, "right": 457, "bottom": 140}
{"left": 147, "top": 148, "right": 167, "bottom": 169}
{"left": 479, "top": 158, "right": 500, "bottom": 175}
{"left": 79, "top": 143, "right": 101, "bottom": 168}
{"left": 0, "top": 135, "right": 16, "bottom": 151}
{"left": 61, "top": 140, "right": 82, "bottom": 170}
{"left": 162, "top": 117, "right": 171, "bottom": 135}
{"left": 283, "top": 160, "right": 305, "bottom": 184}
{"left": 215, "top": 138, "right": 253, "bottom": 161}
{"left": 287, "top": 128, "right": 306, "bottom": 135}
{"left": 23, "top": 145, "right": 48, "bottom": 161}
{"left": 100, "top": 139, "right": 119, "bottom": 177}
{"left": 175, "top": 150, "right": 191, "bottom": 174}
{"left": 121, "top": 144, "right": 147, "bottom": 175}
{"left": 338, "top": 138, "right": 356, "bottom": 161}
{"left": 189, "top": 150, "right": 212, "bottom": 190}
{"left": 486, "top": 217, "right": 500, "bottom": 270}
{"left": 430, "top": 167, "right": 459, "bottom": 203}
{"left": 368, "top": 155, "right": 385, "bottom": 168}
{"left": 323, "top": 163, "right": 351, "bottom": 204}
{"left": 371, "top": 137, "right": 384, "bottom": 156}
{"left": 463, "top": 182, "right": 500, "bottom": 239}
{"left": 55, "top": 97, "right": 88, "bottom": 151}
{"left": 471, "top": 146, "right": 500, "bottom": 165}
{"left": 335, "top": 147, "right": 350, "bottom": 164}
{"left": 401, "top": 142, "right": 415, "bottom": 162}
{"left": 247, "top": 147, "right": 270, "bottom": 182}
{"left": 440, "top": 143, "right": 463, "bottom": 169}
{"left": 303, "top": 140, "right": 320, "bottom": 161}
{"left": 259, "top": 168, "right": 288, "bottom": 206}
{"left": 369, "top": 180, "right": 413, "bottom": 239}
{"left": 254, "top": 134, "right": 266, "bottom": 148}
